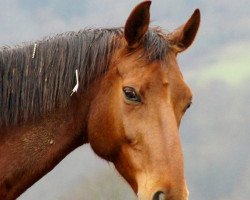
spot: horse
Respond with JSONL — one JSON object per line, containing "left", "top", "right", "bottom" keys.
{"left": 0, "top": 1, "right": 200, "bottom": 200}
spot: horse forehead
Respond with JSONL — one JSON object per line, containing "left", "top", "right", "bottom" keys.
{"left": 141, "top": 61, "right": 183, "bottom": 84}
{"left": 121, "top": 61, "right": 164, "bottom": 85}
{"left": 120, "top": 51, "right": 185, "bottom": 85}
{"left": 147, "top": 63, "right": 192, "bottom": 99}
{"left": 120, "top": 59, "right": 192, "bottom": 104}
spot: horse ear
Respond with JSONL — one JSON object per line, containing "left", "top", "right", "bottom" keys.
{"left": 169, "top": 9, "right": 200, "bottom": 53}
{"left": 124, "top": 1, "right": 151, "bottom": 47}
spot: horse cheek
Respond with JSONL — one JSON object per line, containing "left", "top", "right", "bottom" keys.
{"left": 87, "top": 96, "right": 122, "bottom": 161}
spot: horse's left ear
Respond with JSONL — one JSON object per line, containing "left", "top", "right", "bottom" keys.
{"left": 169, "top": 9, "right": 200, "bottom": 53}
{"left": 124, "top": 1, "right": 151, "bottom": 47}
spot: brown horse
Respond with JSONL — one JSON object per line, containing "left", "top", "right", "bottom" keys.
{"left": 0, "top": 1, "right": 200, "bottom": 200}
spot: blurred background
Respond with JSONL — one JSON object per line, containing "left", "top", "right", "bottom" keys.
{"left": 0, "top": 0, "right": 249, "bottom": 199}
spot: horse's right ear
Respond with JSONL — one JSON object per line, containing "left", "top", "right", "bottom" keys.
{"left": 124, "top": 1, "right": 151, "bottom": 47}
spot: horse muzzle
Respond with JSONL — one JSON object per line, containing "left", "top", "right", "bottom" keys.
{"left": 152, "top": 191, "right": 166, "bottom": 200}
{"left": 152, "top": 190, "right": 189, "bottom": 200}
{"left": 138, "top": 188, "right": 189, "bottom": 200}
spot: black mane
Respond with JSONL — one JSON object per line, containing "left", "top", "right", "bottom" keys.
{"left": 0, "top": 27, "right": 170, "bottom": 127}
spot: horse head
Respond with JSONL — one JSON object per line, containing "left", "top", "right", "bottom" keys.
{"left": 88, "top": 1, "right": 200, "bottom": 199}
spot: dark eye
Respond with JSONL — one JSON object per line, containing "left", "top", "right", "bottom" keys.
{"left": 185, "top": 102, "right": 192, "bottom": 111}
{"left": 123, "top": 87, "right": 141, "bottom": 103}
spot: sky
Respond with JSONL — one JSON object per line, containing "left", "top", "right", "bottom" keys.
{"left": 0, "top": 0, "right": 249, "bottom": 200}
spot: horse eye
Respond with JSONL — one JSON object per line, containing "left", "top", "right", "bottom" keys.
{"left": 185, "top": 102, "right": 192, "bottom": 111}
{"left": 123, "top": 87, "right": 141, "bottom": 102}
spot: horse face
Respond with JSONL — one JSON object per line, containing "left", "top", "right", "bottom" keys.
{"left": 88, "top": 1, "right": 200, "bottom": 200}
{"left": 116, "top": 55, "right": 192, "bottom": 199}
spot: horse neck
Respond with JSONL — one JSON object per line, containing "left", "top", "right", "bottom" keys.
{"left": 0, "top": 91, "right": 94, "bottom": 200}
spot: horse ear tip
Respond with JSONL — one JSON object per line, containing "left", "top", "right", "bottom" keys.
{"left": 141, "top": 0, "right": 152, "bottom": 8}
{"left": 193, "top": 9, "right": 201, "bottom": 18}
{"left": 190, "top": 9, "right": 200, "bottom": 25}
{"left": 145, "top": 0, "right": 152, "bottom": 5}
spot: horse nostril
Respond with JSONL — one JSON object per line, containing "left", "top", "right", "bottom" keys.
{"left": 153, "top": 191, "right": 166, "bottom": 200}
